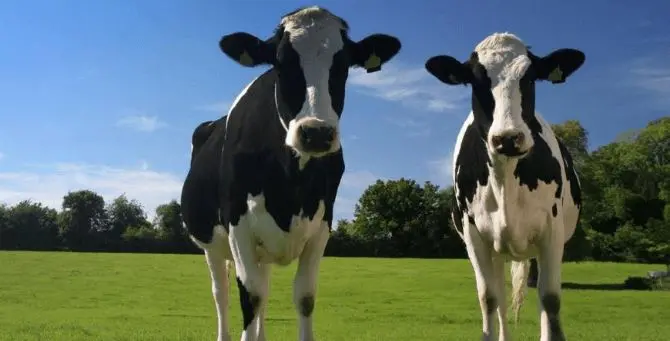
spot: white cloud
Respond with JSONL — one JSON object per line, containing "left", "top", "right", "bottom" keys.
{"left": 349, "top": 61, "right": 469, "bottom": 113}
{"left": 628, "top": 54, "right": 670, "bottom": 106}
{"left": 116, "top": 114, "right": 166, "bottom": 132}
{"left": 340, "top": 170, "right": 382, "bottom": 190}
{"left": 384, "top": 116, "right": 432, "bottom": 137}
{"left": 0, "top": 163, "right": 182, "bottom": 220}
{"left": 427, "top": 151, "right": 454, "bottom": 187}
{"left": 195, "top": 101, "right": 230, "bottom": 113}
{"left": 333, "top": 196, "right": 357, "bottom": 223}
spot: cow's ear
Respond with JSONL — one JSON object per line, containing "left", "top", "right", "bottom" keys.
{"left": 425, "top": 55, "right": 472, "bottom": 85}
{"left": 350, "top": 34, "right": 401, "bottom": 73}
{"left": 533, "top": 48, "right": 585, "bottom": 84}
{"left": 219, "top": 32, "right": 276, "bottom": 67}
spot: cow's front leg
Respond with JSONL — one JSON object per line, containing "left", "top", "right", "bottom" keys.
{"left": 293, "top": 223, "right": 330, "bottom": 341}
{"left": 255, "top": 263, "right": 271, "bottom": 341}
{"left": 463, "top": 218, "right": 499, "bottom": 341}
{"left": 537, "top": 221, "right": 567, "bottom": 341}
{"left": 229, "top": 220, "right": 263, "bottom": 341}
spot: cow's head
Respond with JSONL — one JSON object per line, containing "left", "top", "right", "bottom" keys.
{"left": 425, "top": 32, "right": 585, "bottom": 158}
{"left": 219, "top": 6, "right": 401, "bottom": 157}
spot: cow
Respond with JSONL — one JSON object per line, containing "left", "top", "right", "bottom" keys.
{"left": 190, "top": 119, "right": 220, "bottom": 165}
{"left": 424, "top": 32, "right": 584, "bottom": 341}
{"left": 180, "top": 6, "right": 401, "bottom": 341}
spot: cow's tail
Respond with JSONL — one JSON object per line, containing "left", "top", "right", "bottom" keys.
{"left": 510, "top": 259, "right": 530, "bottom": 324}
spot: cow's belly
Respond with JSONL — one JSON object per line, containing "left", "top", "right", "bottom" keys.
{"left": 247, "top": 195, "right": 327, "bottom": 266}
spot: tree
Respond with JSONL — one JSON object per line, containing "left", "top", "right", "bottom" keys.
{"left": 58, "top": 190, "right": 107, "bottom": 250}
{"left": 154, "top": 200, "right": 191, "bottom": 251}
{"left": 348, "top": 178, "right": 461, "bottom": 258}
{"left": 552, "top": 119, "right": 589, "bottom": 167}
{"left": 0, "top": 201, "right": 59, "bottom": 250}
{"left": 107, "top": 194, "right": 150, "bottom": 240}
{"left": 0, "top": 204, "right": 8, "bottom": 249}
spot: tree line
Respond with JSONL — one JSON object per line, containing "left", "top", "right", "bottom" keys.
{"left": 1, "top": 117, "right": 668, "bottom": 265}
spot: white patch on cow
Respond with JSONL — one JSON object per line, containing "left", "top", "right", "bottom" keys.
{"left": 452, "top": 112, "right": 474, "bottom": 185}
{"left": 475, "top": 32, "right": 534, "bottom": 154}
{"left": 282, "top": 7, "right": 345, "bottom": 157}
{"left": 226, "top": 75, "right": 260, "bottom": 133}
{"left": 245, "top": 193, "right": 327, "bottom": 266}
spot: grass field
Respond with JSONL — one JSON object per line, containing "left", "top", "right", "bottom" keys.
{"left": 0, "top": 251, "right": 668, "bottom": 341}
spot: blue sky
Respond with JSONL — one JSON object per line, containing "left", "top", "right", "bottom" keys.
{"left": 1, "top": 0, "right": 668, "bottom": 222}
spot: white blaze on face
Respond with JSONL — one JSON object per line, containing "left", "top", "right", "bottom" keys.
{"left": 282, "top": 7, "right": 346, "bottom": 155}
{"left": 475, "top": 33, "right": 534, "bottom": 154}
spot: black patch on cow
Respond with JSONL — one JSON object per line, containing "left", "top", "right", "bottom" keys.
{"left": 181, "top": 68, "right": 345, "bottom": 244}
{"left": 552, "top": 203, "right": 558, "bottom": 217}
{"left": 556, "top": 139, "right": 582, "bottom": 208}
{"left": 329, "top": 41, "right": 351, "bottom": 114}
{"left": 542, "top": 293, "right": 565, "bottom": 341}
{"left": 275, "top": 35, "right": 307, "bottom": 117}
{"left": 299, "top": 295, "right": 315, "bottom": 317}
{"left": 484, "top": 294, "right": 497, "bottom": 315}
{"left": 466, "top": 52, "right": 495, "bottom": 138}
{"left": 514, "top": 133, "right": 563, "bottom": 200}
{"left": 451, "top": 207, "right": 464, "bottom": 237}
{"left": 236, "top": 276, "right": 259, "bottom": 330}
{"left": 454, "top": 123, "right": 491, "bottom": 213}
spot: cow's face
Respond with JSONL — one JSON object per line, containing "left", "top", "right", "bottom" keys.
{"left": 425, "top": 33, "right": 585, "bottom": 158}
{"left": 219, "top": 6, "right": 401, "bottom": 158}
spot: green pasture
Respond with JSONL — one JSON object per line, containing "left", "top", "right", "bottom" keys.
{"left": 0, "top": 251, "right": 667, "bottom": 340}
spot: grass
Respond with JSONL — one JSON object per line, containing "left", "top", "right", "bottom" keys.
{"left": 0, "top": 251, "right": 668, "bottom": 340}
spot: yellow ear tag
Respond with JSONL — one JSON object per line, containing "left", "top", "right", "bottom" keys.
{"left": 239, "top": 51, "right": 254, "bottom": 66}
{"left": 364, "top": 53, "right": 382, "bottom": 73}
{"left": 547, "top": 66, "right": 563, "bottom": 82}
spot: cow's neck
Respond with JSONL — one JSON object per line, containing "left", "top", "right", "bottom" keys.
{"left": 488, "top": 154, "right": 521, "bottom": 219}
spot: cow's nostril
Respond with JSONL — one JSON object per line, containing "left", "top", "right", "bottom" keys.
{"left": 492, "top": 135, "right": 503, "bottom": 147}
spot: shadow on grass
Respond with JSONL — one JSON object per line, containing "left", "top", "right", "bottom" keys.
{"left": 560, "top": 282, "right": 629, "bottom": 291}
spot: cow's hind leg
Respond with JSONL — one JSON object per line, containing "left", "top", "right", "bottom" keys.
{"left": 205, "top": 250, "right": 231, "bottom": 341}
{"left": 229, "top": 219, "right": 264, "bottom": 341}
{"left": 293, "top": 224, "right": 330, "bottom": 341}
{"left": 537, "top": 220, "right": 567, "bottom": 341}
{"left": 462, "top": 217, "right": 501, "bottom": 341}
{"left": 192, "top": 225, "right": 232, "bottom": 341}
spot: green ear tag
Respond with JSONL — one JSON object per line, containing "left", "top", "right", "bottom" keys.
{"left": 364, "top": 53, "right": 382, "bottom": 73}
{"left": 547, "top": 66, "right": 563, "bottom": 82}
{"left": 239, "top": 51, "right": 254, "bottom": 66}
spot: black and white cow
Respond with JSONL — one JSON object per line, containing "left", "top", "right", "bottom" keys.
{"left": 181, "top": 6, "right": 401, "bottom": 341}
{"left": 190, "top": 119, "right": 220, "bottom": 165}
{"left": 424, "top": 33, "right": 584, "bottom": 341}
